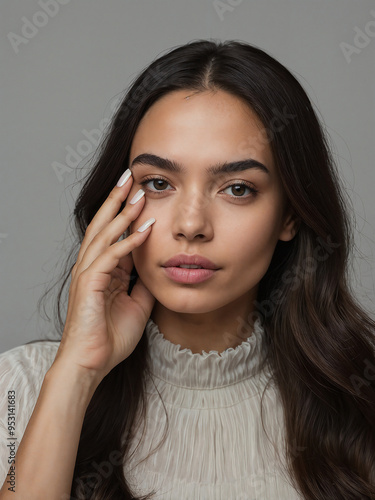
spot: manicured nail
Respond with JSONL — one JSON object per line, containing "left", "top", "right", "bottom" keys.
{"left": 117, "top": 169, "right": 132, "bottom": 187}
{"left": 129, "top": 189, "right": 145, "bottom": 204}
{"left": 137, "top": 218, "right": 156, "bottom": 232}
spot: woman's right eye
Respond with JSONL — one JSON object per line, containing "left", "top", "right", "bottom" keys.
{"left": 140, "top": 176, "right": 172, "bottom": 193}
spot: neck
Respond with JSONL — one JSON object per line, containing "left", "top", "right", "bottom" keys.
{"left": 150, "top": 292, "right": 259, "bottom": 354}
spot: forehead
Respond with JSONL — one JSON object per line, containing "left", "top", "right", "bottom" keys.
{"left": 129, "top": 89, "right": 274, "bottom": 171}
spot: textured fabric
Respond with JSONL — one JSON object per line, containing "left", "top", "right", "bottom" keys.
{"left": 0, "top": 341, "right": 60, "bottom": 490}
{"left": 0, "top": 319, "right": 304, "bottom": 499}
{"left": 124, "top": 317, "right": 303, "bottom": 499}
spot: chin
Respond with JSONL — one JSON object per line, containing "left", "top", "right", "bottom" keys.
{"left": 154, "top": 294, "right": 221, "bottom": 315}
{"left": 169, "top": 305, "right": 212, "bottom": 314}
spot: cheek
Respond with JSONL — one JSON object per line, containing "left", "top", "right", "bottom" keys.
{"left": 222, "top": 207, "right": 281, "bottom": 268}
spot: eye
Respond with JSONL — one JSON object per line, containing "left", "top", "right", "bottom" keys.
{"left": 139, "top": 176, "right": 259, "bottom": 199}
{"left": 222, "top": 182, "right": 259, "bottom": 198}
{"left": 140, "top": 176, "right": 172, "bottom": 193}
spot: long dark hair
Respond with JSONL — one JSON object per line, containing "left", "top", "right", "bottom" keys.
{"left": 35, "top": 39, "right": 375, "bottom": 499}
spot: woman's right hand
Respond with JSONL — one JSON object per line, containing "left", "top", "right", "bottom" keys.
{"left": 52, "top": 169, "right": 156, "bottom": 382}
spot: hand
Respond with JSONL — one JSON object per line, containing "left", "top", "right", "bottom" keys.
{"left": 53, "top": 170, "right": 156, "bottom": 381}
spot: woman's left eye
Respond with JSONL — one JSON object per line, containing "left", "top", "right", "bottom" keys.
{"left": 139, "top": 176, "right": 258, "bottom": 198}
{"left": 140, "top": 177, "right": 172, "bottom": 192}
{"left": 222, "top": 182, "right": 259, "bottom": 198}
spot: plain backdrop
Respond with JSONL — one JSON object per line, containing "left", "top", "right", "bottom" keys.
{"left": 1, "top": 0, "right": 374, "bottom": 353}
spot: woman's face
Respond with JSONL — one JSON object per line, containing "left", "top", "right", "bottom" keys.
{"left": 127, "top": 89, "right": 296, "bottom": 317}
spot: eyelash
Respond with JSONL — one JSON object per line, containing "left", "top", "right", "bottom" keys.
{"left": 139, "top": 176, "right": 259, "bottom": 199}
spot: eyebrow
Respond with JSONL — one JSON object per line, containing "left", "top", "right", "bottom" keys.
{"left": 129, "top": 153, "right": 270, "bottom": 176}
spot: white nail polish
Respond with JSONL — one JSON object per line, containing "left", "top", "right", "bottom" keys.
{"left": 130, "top": 189, "right": 145, "bottom": 204}
{"left": 137, "top": 218, "right": 156, "bottom": 232}
{"left": 117, "top": 169, "right": 132, "bottom": 187}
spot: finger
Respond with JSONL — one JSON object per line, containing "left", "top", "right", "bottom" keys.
{"left": 129, "top": 276, "right": 156, "bottom": 320}
{"left": 75, "top": 170, "right": 134, "bottom": 267}
{"left": 116, "top": 248, "right": 135, "bottom": 277}
{"left": 77, "top": 221, "right": 155, "bottom": 292}
{"left": 75, "top": 192, "right": 146, "bottom": 275}
{"left": 105, "top": 251, "right": 137, "bottom": 297}
{"left": 107, "top": 265, "right": 130, "bottom": 296}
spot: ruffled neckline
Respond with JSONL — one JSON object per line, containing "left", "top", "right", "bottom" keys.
{"left": 144, "top": 316, "right": 268, "bottom": 389}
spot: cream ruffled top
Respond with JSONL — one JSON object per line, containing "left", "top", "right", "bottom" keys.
{"left": 0, "top": 318, "right": 303, "bottom": 499}
{"left": 125, "top": 317, "right": 303, "bottom": 499}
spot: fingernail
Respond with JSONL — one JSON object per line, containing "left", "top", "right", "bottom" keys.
{"left": 137, "top": 218, "right": 156, "bottom": 232}
{"left": 129, "top": 189, "right": 145, "bottom": 204}
{"left": 117, "top": 169, "right": 132, "bottom": 187}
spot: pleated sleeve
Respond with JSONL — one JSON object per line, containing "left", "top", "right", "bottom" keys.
{"left": 0, "top": 341, "right": 59, "bottom": 488}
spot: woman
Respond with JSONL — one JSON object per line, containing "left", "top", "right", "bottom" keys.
{"left": 0, "top": 39, "right": 374, "bottom": 500}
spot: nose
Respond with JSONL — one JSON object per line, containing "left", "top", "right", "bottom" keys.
{"left": 171, "top": 188, "right": 214, "bottom": 241}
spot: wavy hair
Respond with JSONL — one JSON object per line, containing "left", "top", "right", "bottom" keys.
{"left": 36, "top": 39, "right": 375, "bottom": 499}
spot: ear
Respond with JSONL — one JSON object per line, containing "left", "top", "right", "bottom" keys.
{"left": 278, "top": 205, "right": 301, "bottom": 242}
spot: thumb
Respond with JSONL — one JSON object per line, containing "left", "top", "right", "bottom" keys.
{"left": 129, "top": 276, "right": 156, "bottom": 320}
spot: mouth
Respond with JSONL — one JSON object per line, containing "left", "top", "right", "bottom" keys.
{"left": 162, "top": 266, "right": 218, "bottom": 284}
{"left": 173, "top": 264, "right": 205, "bottom": 269}
{"left": 162, "top": 254, "right": 220, "bottom": 270}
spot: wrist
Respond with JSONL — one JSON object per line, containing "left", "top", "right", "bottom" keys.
{"left": 46, "top": 358, "right": 102, "bottom": 403}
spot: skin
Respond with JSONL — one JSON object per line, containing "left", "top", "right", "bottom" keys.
{"left": 127, "top": 89, "right": 298, "bottom": 354}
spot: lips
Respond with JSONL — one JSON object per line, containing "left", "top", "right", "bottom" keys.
{"left": 162, "top": 254, "right": 219, "bottom": 270}
{"left": 163, "top": 266, "right": 216, "bottom": 284}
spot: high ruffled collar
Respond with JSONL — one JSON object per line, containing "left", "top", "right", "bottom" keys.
{"left": 144, "top": 316, "right": 268, "bottom": 389}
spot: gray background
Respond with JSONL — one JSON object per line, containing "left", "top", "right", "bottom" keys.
{"left": 1, "top": 0, "right": 374, "bottom": 354}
